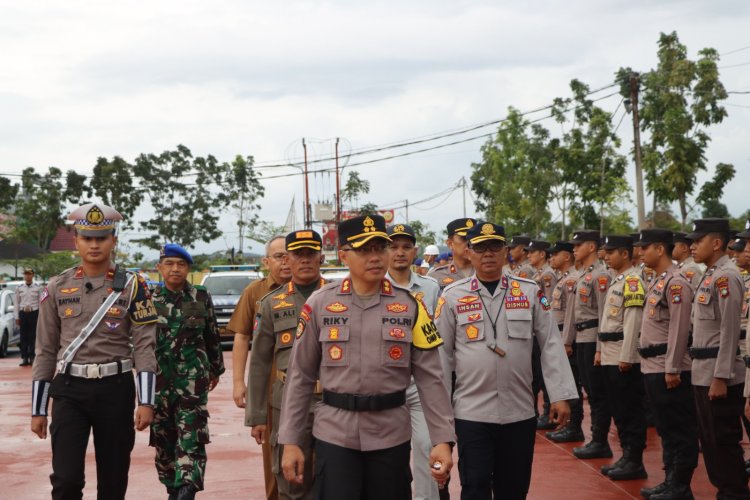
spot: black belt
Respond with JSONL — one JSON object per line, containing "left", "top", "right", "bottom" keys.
{"left": 557, "top": 323, "right": 565, "bottom": 331}
{"left": 637, "top": 343, "right": 668, "bottom": 358}
{"left": 742, "top": 329, "right": 747, "bottom": 341}
{"left": 688, "top": 346, "right": 740, "bottom": 360}
{"left": 598, "top": 331, "right": 624, "bottom": 342}
{"left": 322, "top": 390, "right": 405, "bottom": 412}
{"left": 575, "top": 319, "right": 599, "bottom": 331}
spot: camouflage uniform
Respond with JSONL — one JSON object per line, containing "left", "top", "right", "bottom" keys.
{"left": 150, "top": 282, "right": 225, "bottom": 492}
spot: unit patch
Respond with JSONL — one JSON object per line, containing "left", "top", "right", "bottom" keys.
{"left": 389, "top": 327, "right": 405, "bottom": 339}
{"left": 715, "top": 277, "right": 730, "bottom": 298}
{"left": 669, "top": 284, "right": 683, "bottom": 304}
{"left": 388, "top": 345, "right": 404, "bottom": 360}
{"left": 598, "top": 276, "right": 609, "bottom": 292}
{"left": 328, "top": 344, "right": 343, "bottom": 361}
{"left": 537, "top": 290, "right": 550, "bottom": 311}
{"left": 466, "top": 324, "right": 479, "bottom": 340}
{"left": 280, "top": 332, "right": 293, "bottom": 345}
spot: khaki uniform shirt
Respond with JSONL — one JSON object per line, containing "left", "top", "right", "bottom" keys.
{"left": 638, "top": 263, "right": 657, "bottom": 286}
{"left": 247, "top": 279, "right": 327, "bottom": 426}
{"left": 552, "top": 268, "right": 579, "bottom": 329}
{"left": 691, "top": 255, "right": 745, "bottom": 387}
{"left": 562, "top": 262, "right": 610, "bottom": 345}
{"left": 532, "top": 264, "right": 558, "bottom": 301}
{"left": 33, "top": 266, "right": 158, "bottom": 381}
{"left": 428, "top": 261, "right": 472, "bottom": 290}
{"left": 226, "top": 275, "right": 282, "bottom": 338}
{"left": 510, "top": 261, "right": 535, "bottom": 280}
{"left": 677, "top": 257, "right": 703, "bottom": 291}
{"left": 386, "top": 271, "right": 440, "bottom": 315}
{"left": 639, "top": 265, "right": 693, "bottom": 374}
{"left": 436, "top": 274, "right": 578, "bottom": 425}
{"left": 742, "top": 273, "right": 750, "bottom": 395}
{"left": 278, "top": 277, "right": 455, "bottom": 451}
{"left": 14, "top": 282, "right": 43, "bottom": 319}
{"left": 598, "top": 268, "right": 645, "bottom": 366}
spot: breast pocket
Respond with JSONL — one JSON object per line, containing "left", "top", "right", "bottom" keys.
{"left": 58, "top": 302, "right": 82, "bottom": 320}
{"left": 551, "top": 288, "right": 563, "bottom": 311}
{"left": 274, "top": 317, "right": 298, "bottom": 351}
{"left": 319, "top": 326, "right": 350, "bottom": 367}
{"left": 578, "top": 284, "right": 592, "bottom": 304}
{"left": 457, "top": 313, "right": 485, "bottom": 343}
{"left": 506, "top": 308, "right": 532, "bottom": 340}
{"left": 381, "top": 323, "right": 411, "bottom": 367}
{"left": 182, "top": 301, "right": 207, "bottom": 329}
{"left": 696, "top": 300, "right": 716, "bottom": 320}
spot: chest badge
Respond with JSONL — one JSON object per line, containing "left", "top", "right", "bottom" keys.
{"left": 328, "top": 327, "right": 340, "bottom": 340}
{"left": 326, "top": 302, "right": 348, "bottom": 313}
{"left": 389, "top": 327, "right": 405, "bottom": 339}
{"left": 273, "top": 300, "right": 294, "bottom": 310}
{"left": 388, "top": 345, "right": 404, "bottom": 360}
{"left": 104, "top": 320, "right": 120, "bottom": 330}
{"left": 386, "top": 303, "right": 408, "bottom": 313}
{"left": 328, "top": 344, "right": 343, "bottom": 361}
{"left": 64, "top": 307, "right": 74, "bottom": 317}
{"left": 466, "top": 324, "right": 479, "bottom": 340}
{"left": 280, "top": 332, "right": 293, "bottom": 345}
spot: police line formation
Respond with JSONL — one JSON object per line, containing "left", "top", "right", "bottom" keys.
{"left": 24, "top": 202, "right": 750, "bottom": 500}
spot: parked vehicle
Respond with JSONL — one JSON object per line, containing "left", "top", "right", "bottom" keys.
{"left": 200, "top": 265, "right": 263, "bottom": 345}
{"left": 0, "top": 289, "right": 20, "bottom": 358}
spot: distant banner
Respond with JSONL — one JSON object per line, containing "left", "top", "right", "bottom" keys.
{"left": 340, "top": 209, "right": 394, "bottom": 223}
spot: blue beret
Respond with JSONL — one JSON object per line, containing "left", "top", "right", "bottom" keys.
{"left": 160, "top": 243, "right": 193, "bottom": 265}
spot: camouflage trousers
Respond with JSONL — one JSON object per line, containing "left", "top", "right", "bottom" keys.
{"left": 150, "top": 388, "right": 210, "bottom": 492}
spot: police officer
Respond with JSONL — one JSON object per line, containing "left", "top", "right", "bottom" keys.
{"left": 279, "top": 215, "right": 455, "bottom": 499}
{"left": 563, "top": 230, "right": 614, "bottom": 460}
{"left": 672, "top": 232, "right": 703, "bottom": 290}
{"left": 506, "top": 235, "right": 535, "bottom": 279}
{"left": 249, "top": 230, "right": 328, "bottom": 500}
{"left": 14, "top": 266, "right": 43, "bottom": 366}
{"left": 436, "top": 221, "right": 577, "bottom": 499}
{"left": 636, "top": 229, "right": 698, "bottom": 499}
{"left": 151, "top": 244, "right": 225, "bottom": 499}
{"left": 386, "top": 223, "right": 442, "bottom": 500}
{"left": 428, "top": 218, "right": 477, "bottom": 289}
{"left": 546, "top": 241, "right": 585, "bottom": 443}
{"left": 688, "top": 218, "right": 750, "bottom": 498}
{"left": 527, "top": 240, "right": 557, "bottom": 429}
{"left": 598, "top": 235, "right": 647, "bottom": 481}
{"left": 31, "top": 203, "right": 158, "bottom": 499}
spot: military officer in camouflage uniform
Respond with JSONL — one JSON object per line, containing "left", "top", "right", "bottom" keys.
{"left": 31, "top": 203, "right": 158, "bottom": 500}
{"left": 249, "top": 230, "right": 328, "bottom": 500}
{"left": 151, "top": 244, "right": 225, "bottom": 499}
{"left": 436, "top": 221, "right": 577, "bottom": 499}
{"left": 688, "top": 218, "right": 750, "bottom": 498}
{"left": 563, "top": 230, "right": 614, "bottom": 460}
{"left": 279, "top": 215, "right": 455, "bottom": 499}
{"left": 673, "top": 232, "right": 703, "bottom": 290}
{"left": 546, "top": 241, "right": 585, "bottom": 443}
{"left": 428, "top": 218, "right": 476, "bottom": 290}
{"left": 506, "top": 235, "right": 535, "bottom": 279}
{"left": 598, "top": 235, "right": 648, "bottom": 481}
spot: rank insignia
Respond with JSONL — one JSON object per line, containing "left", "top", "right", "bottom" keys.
{"left": 386, "top": 303, "right": 408, "bottom": 313}
{"left": 467, "top": 313, "right": 482, "bottom": 322}
{"left": 434, "top": 297, "right": 446, "bottom": 320}
{"left": 280, "top": 332, "right": 293, "bottom": 345}
{"left": 389, "top": 345, "right": 404, "bottom": 360}
{"left": 414, "top": 291, "right": 424, "bottom": 303}
{"left": 381, "top": 279, "right": 393, "bottom": 295}
{"left": 60, "top": 287, "right": 80, "bottom": 294}
{"left": 649, "top": 307, "right": 656, "bottom": 317}
{"left": 104, "top": 320, "right": 119, "bottom": 330}
{"left": 341, "top": 279, "right": 351, "bottom": 293}
{"left": 389, "top": 327, "right": 405, "bottom": 339}
{"left": 328, "top": 327, "right": 339, "bottom": 340}
{"left": 656, "top": 280, "right": 665, "bottom": 290}
{"left": 457, "top": 295, "right": 479, "bottom": 304}
{"left": 466, "top": 324, "right": 479, "bottom": 340}
{"left": 64, "top": 307, "right": 73, "bottom": 317}
{"left": 328, "top": 344, "right": 343, "bottom": 361}
{"left": 326, "top": 302, "right": 349, "bottom": 313}
{"left": 273, "top": 300, "right": 294, "bottom": 309}
{"left": 253, "top": 314, "right": 259, "bottom": 332}
{"left": 272, "top": 292, "right": 287, "bottom": 300}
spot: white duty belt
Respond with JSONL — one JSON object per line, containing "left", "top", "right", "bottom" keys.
{"left": 58, "top": 274, "right": 135, "bottom": 373}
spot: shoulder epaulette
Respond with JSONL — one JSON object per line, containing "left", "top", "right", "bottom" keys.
{"left": 442, "top": 275, "right": 471, "bottom": 293}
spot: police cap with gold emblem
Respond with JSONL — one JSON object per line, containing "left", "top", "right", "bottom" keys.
{"left": 338, "top": 215, "right": 391, "bottom": 249}
{"left": 686, "top": 218, "right": 730, "bottom": 241}
{"left": 387, "top": 223, "right": 416, "bottom": 243}
{"left": 286, "top": 229, "right": 322, "bottom": 252}
{"left": 738, "top": 219, "right": 750, "bottom": 239}
{"left": 549, "top": 241, "right": 574, "bottom": 254}
{"left": 466, "top": 221, "right": 506, "bottom": 245}
{"left": 601, "top": 234, "right": 633, "bottom": 250}
{"left": 446, "top": 218, "right": 477, "bottom": 238}
{"left": 160, "top": 243, "right": 193, "bottom": 264}
{"left": 569, "top": 229, "right": 600, "bottom": 244}
{"left": 526, "top": 240, "right": 550, "bottom": 252}
{"left": 67, "top": 203, "right": 122, "bottom": 237}
{"left": 634, "top": 229, "right": 673, "bottom": 247}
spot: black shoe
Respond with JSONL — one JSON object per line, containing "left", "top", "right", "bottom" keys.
{"left": 607, "top": 461, "right": 648, "bottom": 481}
{"left": 573, "top": 441, "right": 613, "bottom": 459}
{"left": 175, "top": 484, "right": 197, "bottom": 500}
{"left": 19, "top": 359, "right": 30, "bottom": 366}
{"left": 546, "top": 427, "right": 585, "bottom": 443}
{"left": 601, "top": 453, "right": 628, "bottom": 476}
{"left": 536, "top": 414, "right": 556, "bottom": 430}
{"left": 640, "top": 470, "right": 672, "bottom": 499}
{"left": 650, "top": 466, "right": 694, "bottom": 500}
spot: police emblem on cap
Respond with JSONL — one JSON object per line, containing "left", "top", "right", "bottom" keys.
{"left": 393, "top": 224, "right": 405, "bottom": 233}
{"left": 466, "top": 220, "right": 474, "bottom": 228}
{"left": 363, "top": 216, "right": 375, "bottom": 232}
{"left": 693, "top": 222, "right": 697, "bottom": 231}
{"left": 574, "top": 232, "right": 581, "bottom": 240}
{"left": 605, "top": 236, "right": 609, "bottom": 244}
{"left": 746, "top": 220, "right": 750, "bottom": 230}
{"left": 86, "top": 206, "right": 104, "bottom": 224}
{"left": 481, "top": 223, "right": 494, "bottom": 235}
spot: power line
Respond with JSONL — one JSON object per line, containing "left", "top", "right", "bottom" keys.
{"left": 721, "top": 44, "right": 750, "bottom": 56}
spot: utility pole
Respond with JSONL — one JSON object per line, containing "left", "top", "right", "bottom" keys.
{"left": 461, "top": 177, "right": 467, "bottom": 217}
{"left": 335, "top": 137, "right": 341, "bottom": 252}
{"left": 405, "top": 199, "right": 409, "bottom": 223}
{"left": 628, "top": 73, "right": 647, "bottom": 229}
{"left": 302, "top": 138, "right": 311, "bottom": 228}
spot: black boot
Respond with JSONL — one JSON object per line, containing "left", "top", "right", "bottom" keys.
{"left": 573, "top": 440, "right": 613, "bottom": 459}
{"left": 650, "top": 466, "right": 694, "bottom": 500}
{"left": 19, "top": 358, "right": 30, "bottom": 366}
{"left": 640, "top": 468, "right": 672, "bottom": 499}
{"left": 607, "top": 448, "right": 648, "bottom": 481}
{"left": 601, "top": 449, "right": 629, "bottom": 476}
{"left": 546, "top": 425, "right": 585, "bottom": 443}
{"left": 167, "top": 489, "right": 177, "bottom": 500}
{"left": 537, "top": 412, "right": 556, "bottom": 430}
{"left": 175, "top": 484, "right": 197, "bottom": 500}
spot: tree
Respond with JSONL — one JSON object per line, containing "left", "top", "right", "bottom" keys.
{"left": 132, "top": 145, "right": 231, "bottom": 249}
{"left": 408, "top": 219, "right": 437, "bottom": 250}
{"left": 220, "top": 155, "right": 265, "bottom": 254}
{"left": 696, "top": 162, "right": 735, "bottom": 218}
{"left": 341, "top": 171, "right": 370, "bottom": 210}
{"left": 246, "top": 221, "right": 288, "bottom": 246}
{"left": 0, "top": 177, "right": 18, "bottom": 211}
{"left": 627, "top": 32, "right": 728, "bottom": 228}
{"left": 89, "top": 156, "right": 142, "bottom": 228}
{"left": 358, "top": 203, "right": 379, "bottom": 216}
{"left": 24, "top": 251, "right": 78, "bottom": 280}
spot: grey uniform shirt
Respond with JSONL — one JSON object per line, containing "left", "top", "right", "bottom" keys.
{"left": 562, "top": 262, "right": 610, "bottom": 345}
{"left": 639, "top": 265, "right": 694, "bottom": 375}
{"left": 677, "top": 257, "right": 703, "bottom": 291}
{"left": 428, "top": 262, "right": 472, "bottom": 291}
{"left": 552, "top": 268, "right": 579, "bottom": 330}
{"left": 386, "top": 271, "right": 440, "bottom": 315}
{"left": 532, "top": 264, "right": 558, "bottom": 302}
{"left": 436, "top": 274, "right": 578, "bottom": 425}
{"left": 691, "top": 255, "right": 745, "bottom": 387}
{"left": 598, "top": 268, "right": 645, "bottom": 366}
{"left": 14, "top": 282, "right": 43, "bottom": 318}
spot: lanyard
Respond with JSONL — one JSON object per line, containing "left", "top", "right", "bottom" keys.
{"left": 477, "top": 284, "right": 508, "bottom": 357}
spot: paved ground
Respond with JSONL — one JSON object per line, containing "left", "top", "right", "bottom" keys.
{"left": 0, "top": 348, "right": 739, "bottom": 498}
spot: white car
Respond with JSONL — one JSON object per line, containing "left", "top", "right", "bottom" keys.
{"left": 200, "top": 266, "right": 263, "bottom": 345}
{"left": 0, "top": 289, "right": 20, "bottom": 358}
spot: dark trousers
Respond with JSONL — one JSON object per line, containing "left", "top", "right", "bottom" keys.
{"left": 602, "top": 364, "right": 647, "bottom": 453}
{"left": 455, "top": 417, "right": 537, "bottom": 500}
{"left": 313, "top": 439, "right": 411, "bottom": 500}
{"left": 693, "top": 384, "right": 750, "bottom": 499}
{"left": 575, "top": 341, "right": 611, "bottom": 442}
{"left": 19, "top": 309, "right": 38, "bottom": 360}
{"left": 568, "top": 344, "right": 584, "bottom": 427}
{"left": 531, "top": 339, "right": 549, "bottom": 416}
{"left": 643, "top": 372, "right": 698, "bottom": 469}
{"left": 48, "top": 373, "right": 136, "bottom": 500}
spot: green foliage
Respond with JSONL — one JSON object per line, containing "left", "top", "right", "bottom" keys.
{"left": 0, "top": 177, "right": 19, "bottom": 210}
{"left": 408, "top": 219, "right": 437, "bottom": 250}
{"left": 358, "top": 202, "right": 379, "bottom": 216}
{"left": 222, "top": 155, "right": 265, "bottom": 253}
{"left": 246, "top": 221, "right": 288, "bottom": 246}
{"left": 89, "top": 156, "right": 142, "bottom": 229}
{"left": 341, "top": 171, "right": 370, "bottom": 209}
{"left": 24, "top": 251, "right": 78, "bottom": 280}
{"left": 696, "top": 162, "right": 735, "bottom": 217}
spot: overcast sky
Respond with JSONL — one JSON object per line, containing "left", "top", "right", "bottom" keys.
{"left": 2, "top": 0, "right": 748, "bottom": 257}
